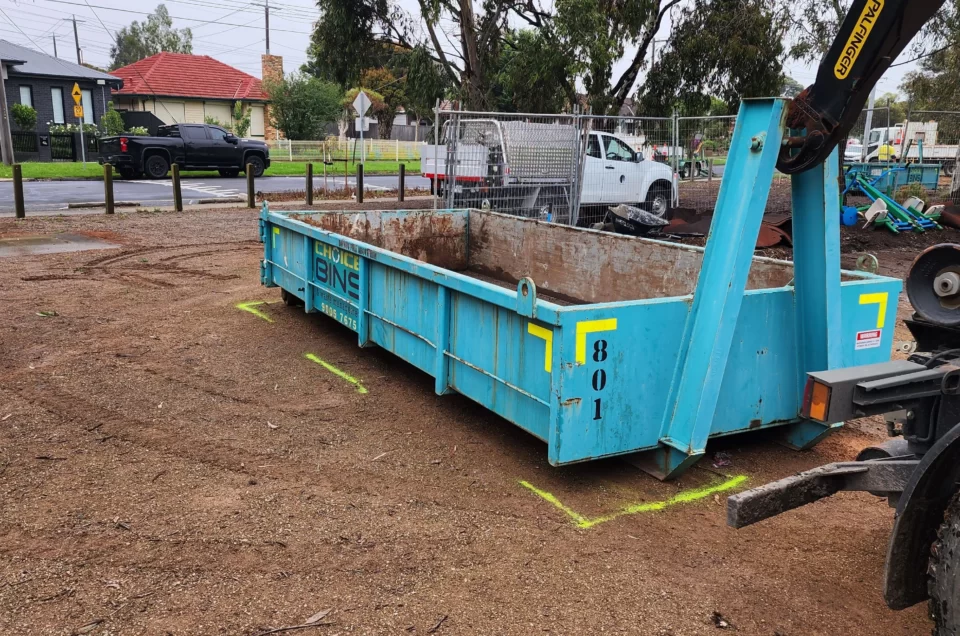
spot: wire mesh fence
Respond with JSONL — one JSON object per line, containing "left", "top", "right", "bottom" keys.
{"left": 672, "top": 115, "right": 739, "bottom": 213}
{"left": 267, "top": 138, "right": 422, "bottom": 163}
{"left": 429, "top": 110, "right": 582, "bottom": 223}
{"left": 429, "top": 108, "right": 689, "bottom": 225}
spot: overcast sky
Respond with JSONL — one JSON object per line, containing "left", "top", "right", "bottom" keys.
{"left": 1, "top": 0, "right": 918, "bottom": 98}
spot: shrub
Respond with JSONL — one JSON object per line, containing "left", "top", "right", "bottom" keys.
{"left": 49, "top": 122, "right": 97, "bottom": 135}
{"left": 11, "top": 103, "right": 37, "bottom": 131}
{"left": 896, "top": 182, "right": 928, "bottom": 206}
{"left": 232, "top": 101, "right": 251, "bottom": 138}
{"left": 100, "top": 102, "right": 125, "bottom": 136}
{"left": 125, "top": 126, "right": 149, "bottom": 136}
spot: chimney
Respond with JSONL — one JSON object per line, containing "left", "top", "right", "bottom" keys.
{"left": 261, "top": 54, "right": 284, "bottom": 140}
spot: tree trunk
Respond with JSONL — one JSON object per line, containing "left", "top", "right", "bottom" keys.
{"left": 458, "top": 0, "right": 485, "bottom": 109}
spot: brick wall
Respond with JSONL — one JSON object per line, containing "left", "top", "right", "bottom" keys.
{"left": 5, "top": 74, "right": 114, "bottom": 161}
{"left": 261, "top": 54, "right": 283, "bottom": 141}
{"left": 5, "top": 74, "right": 113, "bottom": 135}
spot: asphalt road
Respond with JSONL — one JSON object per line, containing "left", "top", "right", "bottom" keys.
{"left": 0, "top": 174, "right": 432, "bottom": 214}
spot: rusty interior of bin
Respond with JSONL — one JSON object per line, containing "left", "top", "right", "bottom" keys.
{"left": 292, "top": 209, "right": 854, "bottom": 305}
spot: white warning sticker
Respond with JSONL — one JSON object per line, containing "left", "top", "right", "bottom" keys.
{"left": 855, "top": 329, "right": 882, "bottom": 350}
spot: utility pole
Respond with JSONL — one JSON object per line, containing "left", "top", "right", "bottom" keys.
{"left": 0, "top": 61, "right": 15, "bottom": 166}
{"left": 67, "top": 15, "right": 83, "bottom": 65}
{"left": 264, "top": 0, "right": 270, "bottom": 54}
{"left": 52, "top": 33, "right": 58, "bottom": 58}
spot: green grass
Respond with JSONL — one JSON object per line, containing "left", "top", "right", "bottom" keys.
{"left": 0, "top": 160, "right": 420, "bottom": 180}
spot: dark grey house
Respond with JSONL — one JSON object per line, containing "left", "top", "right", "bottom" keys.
{"left": 1, "top": 40, "right": 122, "bottom": 160}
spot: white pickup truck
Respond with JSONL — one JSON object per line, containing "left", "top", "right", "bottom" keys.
{"left": 422, "top": 119, "right": 675, "bottom": 221}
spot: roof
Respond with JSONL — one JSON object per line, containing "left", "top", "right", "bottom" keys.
{"left": 111, "top": 53, "right": 266, "bottom": 101}
{"left": 0, "top": 39, "right": 121, "bottom": 84}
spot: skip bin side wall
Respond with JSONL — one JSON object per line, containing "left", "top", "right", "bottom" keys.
{"left": 260, "top": 208, "right": 562, "bottom": 443}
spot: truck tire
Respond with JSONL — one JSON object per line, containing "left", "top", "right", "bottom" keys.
{"left": 643, "top": 181, "right": 672, "bottom": 219}
{"left": 930, "top": 491, "right": 960, "bottom": 635}
{"left": 244, "top": 155, "right": 266, "bottom": 178}
{"left": 944, "top": 162, "right": 956, "bottom": 178}
{"left": 144, "top": 154, "right": 169, "bottom": 179}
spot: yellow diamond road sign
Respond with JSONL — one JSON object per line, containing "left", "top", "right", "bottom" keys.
{"left": 71, "top": 83, "right": 82, "bottom": 105}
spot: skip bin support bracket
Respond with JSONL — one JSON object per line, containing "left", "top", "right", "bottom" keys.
{"left": 631, "top": 98, "right": 787, "bottom": 480}
{"left": 780, "top": 148, "right": 844, "bottom": 449}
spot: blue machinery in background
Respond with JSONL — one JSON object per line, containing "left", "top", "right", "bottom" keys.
{"left": 259, "top": 98, "right": 901, "bottom": 479}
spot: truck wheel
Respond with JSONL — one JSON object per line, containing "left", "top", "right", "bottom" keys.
{"left": 944, "top": 162, "right": 956, "bottom": 178}
{"left": 219, "top": 169, "right": 240, "bottom": 178}
{"left": 643, "top": 182, "right": 672, "bottom": 219}
{"left": 930, "top": 492, "right": 960, "bottom": 635}
{"left": 145, "top": 155, "right": 169, "bottom": 179}
{"left": 245, "top": 156, "right": 265, "bottom": 178}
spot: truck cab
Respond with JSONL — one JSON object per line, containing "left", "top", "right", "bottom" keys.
{"left": 580, "top": 131, "right": 673, "bottom": 215}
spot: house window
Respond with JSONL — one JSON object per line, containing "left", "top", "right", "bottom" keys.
{"left": 80, "top": 89, "right": 94, "bottom": 124}
{"left": 19, "top": 86, "right": 33, "bottom": 107}
{"left": 51, "top": 87, "right": 65, "bottom": 123}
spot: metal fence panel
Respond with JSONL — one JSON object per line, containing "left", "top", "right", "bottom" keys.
{"left": 433, "top": 110, "right": 581, "bottom": 223}
{"left": 49, "top": 133, "right": 75, "bottom": 162}
{"left": 266, "top": 138, "right": 422, "bottom": 163}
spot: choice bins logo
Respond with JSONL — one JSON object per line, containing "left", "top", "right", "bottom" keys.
{"left": 834, "top": 0, "right": 884, "bottom": 80}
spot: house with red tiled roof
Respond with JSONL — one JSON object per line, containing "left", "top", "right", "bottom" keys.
{"left": 111, "top": 52, "right": 284, "bottom": 139}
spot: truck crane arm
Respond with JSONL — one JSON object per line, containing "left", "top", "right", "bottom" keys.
{"left": 778, "top": 0, "right": 946, "bottom": 174}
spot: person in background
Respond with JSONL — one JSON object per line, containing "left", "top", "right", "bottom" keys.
{"left": 877, "top": 142, "right": 897, "bottom": 162}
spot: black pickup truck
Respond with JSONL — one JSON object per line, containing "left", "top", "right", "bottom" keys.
{"left": 99, "top": 123, "right": 271, "bottom": 179}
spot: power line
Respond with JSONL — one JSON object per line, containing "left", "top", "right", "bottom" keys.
{"left": 27, "top": 0, "right": 311, "bottom": 33}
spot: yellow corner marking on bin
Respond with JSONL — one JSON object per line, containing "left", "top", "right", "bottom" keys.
{"left": 575, "top": 318, "right": 617, "bottom": 364}
{"left": 527, "top": 323, "right": 553, "bottom": 373}
{"left": 272, "top": 226, "right": 280, "bottom": 249}
{"left": 519, "top": 475, "right": 747, "bottom": 530}
{"left": 859, "top": 292, "right": 888, "bottom": 328}
{"left": 305, "top": 353, "right": 368, "bottom": 394}
{"left": 236, "top": 300, "right": 278, "bottom": 323}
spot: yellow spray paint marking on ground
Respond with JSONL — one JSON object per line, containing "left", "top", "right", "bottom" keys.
{"left": 519, "top": 474, "right": 747, "bottom": 529}
{"left": 304, "top": 353, "right": 368, "bottom": 394}
{"left": 236, "top": 300, "right": 278, "bottom": 323}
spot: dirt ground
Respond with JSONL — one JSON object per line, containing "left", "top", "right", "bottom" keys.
{"left": 0, "top": 205, "right": 942, "bottom": 635}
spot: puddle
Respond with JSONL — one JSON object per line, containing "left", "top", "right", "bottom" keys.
{"left": 0, "top": 233, "right": 119, "bottom": 257}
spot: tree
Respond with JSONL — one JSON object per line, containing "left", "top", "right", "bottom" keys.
{"left": 340, "top": 87, "right": 384, "bottom": 140}
{"left": 306, "top": 0, "right": 679, "bottom": 113}
{"left": 390, "top": 45, "right": 449, "bottom": 129}
{"left": 265, "top": 74, "right": 342, "bottom": 140}
{"left": 109, "top": 5, "right": 192, "bottom": 70}
{"left": 233, "top": 101, "right": 251, "bottom": 138}
{"left": 637, "top": 0, "right": 787, "bottom": 117}
{"left": 100, "top": 102, "right": 125, "bottom": 136}
{"left": 491, "top": 30, "right": 574, "bottom": 113}
{"left": 360, "top": 67, "right": 403, "bottom": 138}
{"left": 10, "top": 104, "right": 37, "bottom": 131}
{"left": 781, "top": 76, "right": 805, "bottom": 98}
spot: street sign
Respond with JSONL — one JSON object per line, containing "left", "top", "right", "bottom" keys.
{"left": 352, "top": 91, "right": 371, "bottom": 118}
{"left": 71, "top": 83, "right": 82, "bottom": 105}
{"left": 74, "top": 104, "right": 84, "bottom": 118}
{"left": 354, "top": 117, "right": 369, "bottom": 132}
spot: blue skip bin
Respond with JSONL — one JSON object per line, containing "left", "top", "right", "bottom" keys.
{"left": 260, "top": 99, "right": 902, "bottom": 479}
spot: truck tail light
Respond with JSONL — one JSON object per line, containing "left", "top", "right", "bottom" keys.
{"left": 801, "top": 377, "right": 831, "bottom": 422}
{"left": 119, "top": 137, "right": 128, "bottom": 153}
